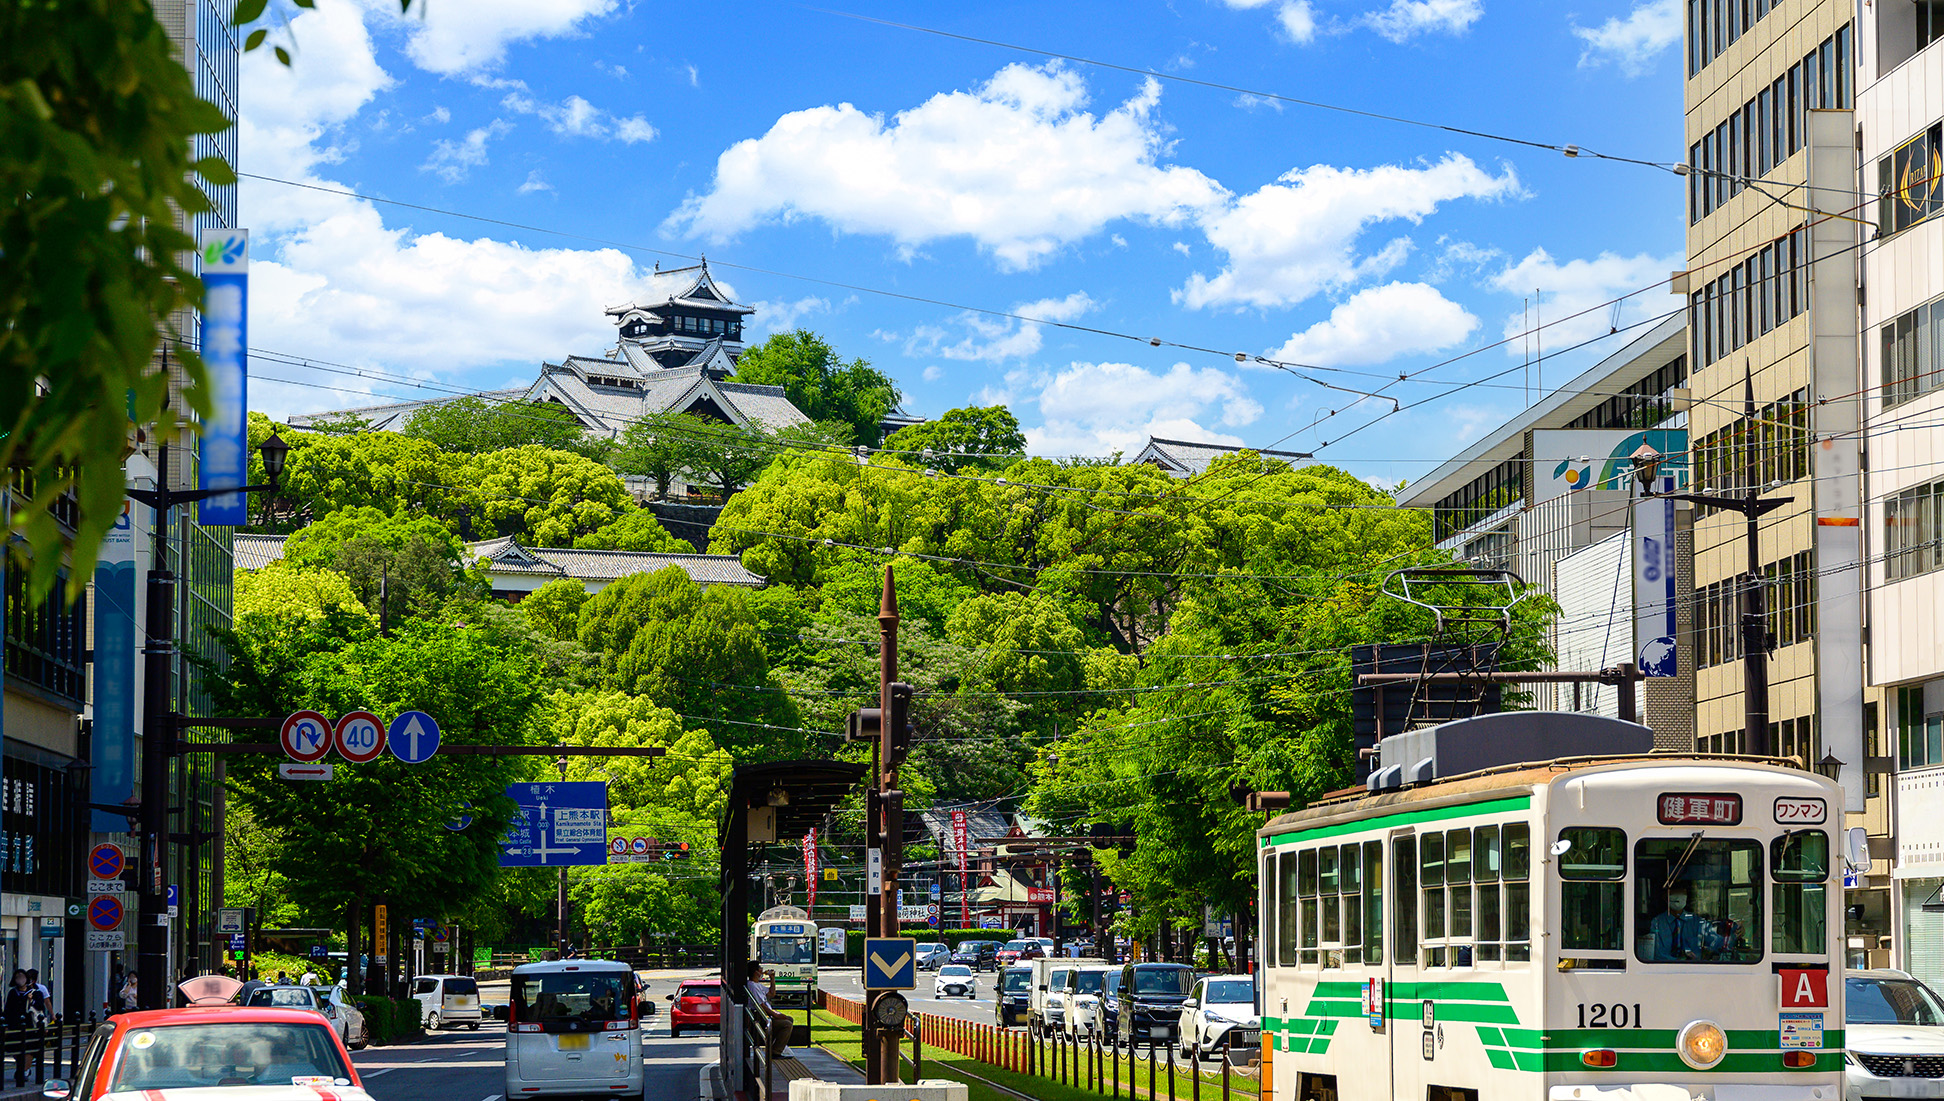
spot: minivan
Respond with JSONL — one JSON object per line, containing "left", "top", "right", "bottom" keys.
{"left": 412, "top": 973, "right": 482, "bottom": 1030}
{"left": 505, "top": 959, "right": 645, "bottom": 1099}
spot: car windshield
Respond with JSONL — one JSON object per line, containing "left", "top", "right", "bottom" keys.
{"left": 760, "top": 936, "right": 815, "bottom": 964}
{"left": 513, "top": 972, "right": 629, "bottom": 1022}
{"left": 243, "top": 988, "right": 314, "bottom": 1009}
{"left": 1133, "top": 969, "right": 1193, "bottom": 995}
{"left": 110, "top": 1022, "right": 349, "bottom": 1090}
{"left": 1074, "top": 971, "right": 1106, "bottom": 994}
{"left": 940, "top": 967, "right": 971, "bottom": 977}
{"left": 441, "top": 978, "right": 478, "bottom": 996}
{"left": 1004, "top": 941, "right": 1028, "bottom": 951}
{"left": 679, "top": 984, "right": 720, "bottom": 1000}
{"left": 1848, "top": 978, "right": 1944, "bottom": 1025}
{"left": 1049, "top": 970, "right": 1071, "bottom": 990}
{"left": 1003, "top": 972, "right": 1030, "bottom": 992}
{"left": 1206, "top": 980, "right": 1253, "bottom": 1004}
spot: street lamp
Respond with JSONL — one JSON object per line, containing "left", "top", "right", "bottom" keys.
{"left": 1629, "top": 365, "right": 1790, "bottom": 760}
{"left": 124, "top": 435, "right": 286, "bottom": 1008}
{"left": 1815, "top": 752, "right": 1845, "bottom": 782}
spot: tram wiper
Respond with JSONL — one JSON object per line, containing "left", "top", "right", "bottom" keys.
{"left": 1664, "top": 830, "right": 1706, "bottom": 890}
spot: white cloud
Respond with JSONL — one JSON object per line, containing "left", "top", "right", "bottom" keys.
{"left": 421, "top": 119, "right": 512, "bottom": 182}
{"left": 1269, "top": 282, "right": 1479, "bottom": 366}
{"left": 426, "top": 106, "right": 450, "bottom": 124}
{"left": 685, "top": 64, "right": 699, "bottom": 87}
{"left": 1489, "top": 248, "right": 1684, "bottom": 353}
{"left": 1572, "top": 0, "right": 1681, "bottom": 76}
{"left": 906, "top": 292, "right": 1096, "bottom": 363}
{"left": 518, "top": 169, "right": 554, "bottom": 195}
{"left": 236, "top": 3, "right": 687, "bottom": 420}
{"left": 748, "top": 295, "right": 832, "bottom": 338}
{"left": 1218, "top": 0, "right": 1317, "bottom": 41}
{"left": 1364, "top": 0, "right": 1483, "bottom": 41}
{"left": 371, "top": 0, "right": 620, "bottom": 76}
{"left": 1018, "top": 360, "right": 1263, "bottom": 456}
{"left": 922, "top": 365, "right": 946, "bottom": 382}
{"left": 1180, "top": 154, "right": 1519, "bottom": 310}
{"left": 1235, "top": 92, "right": 1286, "bottom": 112}
{"left": 666, "top": 63, "right": 1227, "bottom": 270}
{"left": 500, "top": 91, "right": 656, "bottom": 142}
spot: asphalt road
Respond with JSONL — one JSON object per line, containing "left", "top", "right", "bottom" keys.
{"left": 815, "top": 966, "right": 1006, "bottom": 1027}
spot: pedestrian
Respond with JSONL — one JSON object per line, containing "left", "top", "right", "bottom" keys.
{"left": 5, "top": 970, "right": 33, "bottom": 1084}
{"left": 275, "top": 971, "right": 289, "bottom": 986}
{"left": 300, "top": 966, "right": 318, "bottom": 987}
{"left": 117, "top": 973, "right": 138, "bottom": 1014}
{"left": 26, "top": 970, "right": 48, "bottom": 1024}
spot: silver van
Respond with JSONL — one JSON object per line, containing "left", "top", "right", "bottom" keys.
{"left": 505, "top": 960, "right": 644, "bottom": 1099}
{"left": 412, "top": 973, "right": 482, "bottom": 1030}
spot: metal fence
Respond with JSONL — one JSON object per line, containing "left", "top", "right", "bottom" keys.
{"left": 0, "top": 1011, "right": 98, "bottom": 1089}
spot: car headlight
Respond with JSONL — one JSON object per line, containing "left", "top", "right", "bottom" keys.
{"left": 1676, "top": 1020, "right": 1727, "bottom": 1070}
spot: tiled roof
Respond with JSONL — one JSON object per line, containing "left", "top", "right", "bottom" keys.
{"left": 233, "top": 533, "right": 289, "bottom": 571}
{"left": 1132, "top": 436, "right": 1313, "bottom": 478}
{"left": 284, "top": 388, "right": 529, "bottom": 433}
{"left": 468, "top": 536, "right": 765, "bottom": 587}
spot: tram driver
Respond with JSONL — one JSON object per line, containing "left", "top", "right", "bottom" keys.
{"left": 1649, "top": 880, "right": 1739, "bottom": 961}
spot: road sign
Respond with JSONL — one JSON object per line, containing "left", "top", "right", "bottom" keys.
{"left": 88, "top": 843, "right": 124, "bottom": 881}
{"left": 278, "top": 762, "right": 334, "bottom": 781}
{"left": 167, "top": 884, "right": 178, "bottom": 918}
{"left": 280, "top": 711, "right": 332, "bottom": 762}
{"left": 333, "top": 711, "right": 386, "bottom": 763}
{"left": 87, "top": 931, "right": 124, "bottom": 951}
{"left": 929, "top": 883, "right": 940, "bottom": 900}
{"left": 217, "top": 908, "right": 246, "bottom": 934}
{"left": 863, "top": 937, "right": 917, "bottom": 990}
{"left": 228, "top": 933, "right": 245, "bottom": 951}
{"left": 86, "top": 879, "right": 122, "bottom": 894}
{"left": 867, "top": 847, "right": 883, "bottom": 892}
{"left": 87, "top": 895, "right": 123, "bottom": 932}
{"left": 610, "top": 837, "right": 628, "bottom": 855}
{"left": 309, "top": 945, "right": 328, "bottom": 960}
{"left": 388, "top": 711, "right": 441, "bottom": 763}
{"left": 631, "top": 836, "right": 651, "bottom": 855}
{"left": 446, "top": 802, "right": 473, "bottom": 831}
{"left": 498, "top": 781, "right": 609, "bottom": 867}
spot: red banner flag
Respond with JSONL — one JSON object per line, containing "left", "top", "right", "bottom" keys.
{"left": 804, "top": 829, "right": 818, "bottom": 910}
{"left": 952, "top": 810, "right": 970, "bottom": 928}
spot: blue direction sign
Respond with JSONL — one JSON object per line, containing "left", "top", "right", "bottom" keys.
{"left": 499, "top": 781, "right": 609, "bottom": 867}
{"left": 388, "top": 711, "right": 441, "bottom": 764}
{"left": 87, "top": 896, "right": 123, "bottom": 932}
{"left": 227, "top": 933, "right": 245, "bottom": 951}
{"left": 863, "top": 937, "right": 917, "bottom": 990}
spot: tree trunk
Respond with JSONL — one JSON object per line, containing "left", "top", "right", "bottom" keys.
{"left": 347, "top": 895, "right": 363, "bottom": 996}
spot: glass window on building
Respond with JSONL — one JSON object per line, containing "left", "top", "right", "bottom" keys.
{"left": 1902, "top": 877, "right": 1944, "bottom": 990}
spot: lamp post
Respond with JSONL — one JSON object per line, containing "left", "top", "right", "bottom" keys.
{"left": 1630, "top": 371, "right": 1788, "bottom": 758}
{"left": 1815, "top": 752, "right": 1844, "bottom": 782}
{"left": 125, "top": 434, "right": 287, "bottom": 1008}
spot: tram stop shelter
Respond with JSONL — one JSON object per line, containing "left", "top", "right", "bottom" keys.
{"left": 718, "top": 759, "right": 868, "bottom": 1100}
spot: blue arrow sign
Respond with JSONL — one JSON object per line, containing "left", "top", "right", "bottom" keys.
{"left": 445, "top": 801, "right": 474, "bottom": 832}
{"left": 388, "top": 711, "right": 441, "bottom": 764}
{"left": 863, "top": 937, "right": 917, "bottom": 990}
{"left": 499, "top": 781, "right": 609, "bottom": 867}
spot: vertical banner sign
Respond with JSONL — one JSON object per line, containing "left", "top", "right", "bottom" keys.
{"left": 1808, "top": 110, "right": 1865, "bottom": 814}
{"left": 1633, "top": 475, "right": 1679, "bottom": 677}
{"left": 92, "top": 497, "right": 140, "bottom": 831}
{"left": 952, "top": 810, "right": 970, "bottom": 928}
{"left": 197, "top": 229, "right": 250, "bottom": 525}
{"left": 804, "top": 830, "right": 818, "bottom": 911}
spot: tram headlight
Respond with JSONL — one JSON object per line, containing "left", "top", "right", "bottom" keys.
{"left": 1676, "top": 1019, "right": 1728, "bottom": 1070}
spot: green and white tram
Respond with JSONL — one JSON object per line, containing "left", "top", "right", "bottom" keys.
{"left": 750, "top": 905, "right": 819, "bottom": 1008}
{"left": 1258, "top": 712, "right": 1844, "bottom": 1101}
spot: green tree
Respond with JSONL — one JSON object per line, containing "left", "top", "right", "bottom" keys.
{"left": 282, "top": 506, "right": 472, "bottom": 626}
{"left": 520, "top": 578, "right": 591, "bottom": 641}
{"left": 222, "top": 803, "right": 302, "bottom": 927}
{"left": 730, "top": 331, "right": 902, "bottom": 446}
{"left": 234, "top": 560, "right": 374, "bottom": 628}
{"left": 1, "top": 0, "right": 238, "bottom": 598}
{"left": 884, "top": 406, "right": 1026, "bottom": 473}
{"left": 279, "top": 432, "right": 463, "bottom": 525}
{"left": 682, "top": 421, "right": 775, "bottom": 499}
{"left": 574, "top": 508, "right": 692, "bottom": 553}
{"left": 612, "top": 412, "right": 709, "bottom": 499}
{"left": 460, "top": 445, "right": 632, "bottom": 545}
{"left": 404, "top": 397, "right": 605, "bottom": 459}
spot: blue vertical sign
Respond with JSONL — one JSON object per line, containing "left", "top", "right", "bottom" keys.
{"left": 197, "top": 229, "right": 249, "bottom": 525}
{"left": 1633, "top": 471, "right": 1681, "bottom": 678}
{"left": 91, "top": 499, "right": 138, "bottom": 830}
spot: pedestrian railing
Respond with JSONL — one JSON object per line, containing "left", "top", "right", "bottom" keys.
{"left": 0, "top": 1012, "right": 97, "bottom": 1090}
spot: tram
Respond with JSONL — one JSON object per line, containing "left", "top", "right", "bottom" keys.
{"left": 750, "top": 905, "right": 820, "bottom": 1008}
{"left": 1257, "top": 711, "right": 1845, "bottom": 1101}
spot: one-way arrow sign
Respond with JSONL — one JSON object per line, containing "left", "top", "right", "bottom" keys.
{"left": 863, "top": 937, "right": 916, "bottom": 990}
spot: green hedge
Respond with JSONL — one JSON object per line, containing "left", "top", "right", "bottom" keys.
{"left": 836, "top": 928, "right": 1017, "bottom": 961}
{"left": 351, "top": 996, "right": 424, "bottom": 1045}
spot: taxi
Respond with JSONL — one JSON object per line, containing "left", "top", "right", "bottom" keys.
{"left": 45, "top": 977, "right": 370, "bottom": 1101}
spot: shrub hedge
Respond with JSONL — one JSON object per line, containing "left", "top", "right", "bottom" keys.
{"left": 350, "top": 996, "right": 424, "bottom": 1045}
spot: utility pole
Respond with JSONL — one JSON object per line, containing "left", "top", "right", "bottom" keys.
{"left": 1630, "top": 364, "right": 1788, "bottom": 756}
{"left": 556, "top": 753, "right": 570, "bottom": 957}
{"left": 875, "top": 568, "right": 903, "bottom": 1085}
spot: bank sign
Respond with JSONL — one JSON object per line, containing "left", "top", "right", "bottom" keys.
{"left": 1531, "top": 429, "right": 1688, "bottom": 505}
{"left": 197, "top": 229, "right": 249, "bottom": 525}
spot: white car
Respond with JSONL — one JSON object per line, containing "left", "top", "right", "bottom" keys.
{"left": 1177, "top": 976, "right": 1259, "bottom": 1062}
{"left": 1845, "top": 969, "right": 1944, "bottom": 1099}
{"left": 1062, "top": 966, "right": 1117, "bottom": 1041}
{"left": 240, "top": 982, "right": 369, "bottom": 1050}
{"left": 412, "top": 973, "right": 483, "bottom": 1030}
{"left": 934, "top": 965, "right": 977, "bottom": 999}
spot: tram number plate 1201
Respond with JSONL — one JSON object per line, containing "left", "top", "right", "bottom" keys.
{"left": 1577, "top": 1003, "right": 1644, "bottom": 1029}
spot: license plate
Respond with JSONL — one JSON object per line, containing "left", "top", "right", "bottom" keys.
{"left": 1152, "top": 1026, "right": 1173, "bottom": 1039}
{"left": 1234, "top": 1030, "right": 1260, "bottom": 1048}
{"left": 558, "top": 1033, "right": 592, "bottom": 1051}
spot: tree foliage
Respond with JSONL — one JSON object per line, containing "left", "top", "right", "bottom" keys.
{"left": 404, "top": 397, "right": 607, "bottom": 460}
{"left": 730, "top": 330, "right": 902, "bottom": 446}
{"left": 574, "top": 508, "right": 692, "bottom": 553}
{"left": 234, "top": 561, "right": 373, "bottom": 628}
{"left": 282, "top": 506, "right": 474, "bottom": 626}
{"left": 884, "top": 406, "right": 1026, "bottom": 473}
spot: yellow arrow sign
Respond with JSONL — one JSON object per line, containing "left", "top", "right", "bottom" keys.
{"left": 869, "top": 948, "right": 909, "bottom": 977}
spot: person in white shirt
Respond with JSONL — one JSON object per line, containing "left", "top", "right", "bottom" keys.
{"left": 300, "top": 969, "right": 318, "bottom": 987}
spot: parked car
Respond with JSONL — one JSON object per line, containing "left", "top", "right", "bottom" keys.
{"left": 236, "top": 982, "right": 368, "bottom": 1051}
{"left": 1176, "top": 975, "right": 1259, "bottom": 1061}
{"left": 411, "top": 974, "right": 482, "bottom": 1030}
{"left": 667, "top": 979, "right": 723, "bottom": 1038}
{"left": 1845, "top": 968, "right": 1944, "bottom": 1100}
{"left": 1062, "top": 965, "right": 1117, "bottom": 1041}
{"left": 44, "top": 1003, "right": 368, "bottom": 1101}
{"left": 934, "top": 965, "right": 977, "bottom": 999}
{"left": 995, "top": 966, "right": 1032, "bottom": 1027}
{"left": 915, "top": 943, "right": 953, "bottom": 971}
{"left": 1110, "top": 962, "right": 1196, "bottom": 1046}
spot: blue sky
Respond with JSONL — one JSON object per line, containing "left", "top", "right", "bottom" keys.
{"left": 241, "top": 0, "right": 1688, "bottom": 485}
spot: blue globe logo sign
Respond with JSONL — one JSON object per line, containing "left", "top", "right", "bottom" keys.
{"left": 202, "top": 235, "right": 246, "bottom": 267}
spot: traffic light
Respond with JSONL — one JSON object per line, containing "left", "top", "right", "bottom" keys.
{"left": 886, "top": 682, "right": 914, "bottom": 767}
{"left": 846, "top": 708, "right": 882, "bottom": 742}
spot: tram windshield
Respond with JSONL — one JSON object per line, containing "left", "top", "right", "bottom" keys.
{"left": 759, "top": 936, "right": 815, "bottom": 964}
{"left": 1633, "top": 836, "right": 1763, "bottom": 964}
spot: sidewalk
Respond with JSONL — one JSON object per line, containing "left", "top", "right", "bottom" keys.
{"left": 700, "top": 1041, "right": 864, "bottom": 1100}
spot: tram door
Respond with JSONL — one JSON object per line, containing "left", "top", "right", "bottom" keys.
{"left": 1386, "top": 830, "right": 1417, "bottom": 1101}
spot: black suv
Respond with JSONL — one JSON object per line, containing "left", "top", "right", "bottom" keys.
{"left": 995, "top": 965, "right": 1032, "bottom": 1026}
{"left": 952, "top": 940, "right": 1003, "bottom": 970}
{"left": 1109, "top": 963, "right": 1195, "bottom": 1046}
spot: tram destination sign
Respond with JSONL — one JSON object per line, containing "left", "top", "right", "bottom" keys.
{"left": 1657, "top": 792, "right": 1742, "bottom": 825}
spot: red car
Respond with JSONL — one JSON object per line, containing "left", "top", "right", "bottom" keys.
{"left": 667, "top": 979, "right": 722, "bottom": 1037}
{"left": 48, "top": 1003, "right": 368, "bottom": 1101}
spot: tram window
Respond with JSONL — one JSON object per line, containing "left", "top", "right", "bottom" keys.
{"left": 1504, "top": 823, "right": 1531, "bottom": 962}
{"left": 1341, "top": 843, "right": 1363, "bottom": 965}
{"left": 1364, "top": 840, "right": 1384, "bottom": 965}
{"left": 1320, "top": 846, "right": 1342, "bottom": 953}
{"left": 1559, "top": 827, "right": 1627, "bottom": 953}
{"left": 1772, "top": 830, "right": 1829, "bottom": 956}
{"left": 1422, "top": 832, "right": 1447, "bottom": 943}
{"left": 1393, "top": 836, "right": 1418, "bottom": 963}
{"left": 1446, "top": 829, "right": 1472, "bottom": 883}
{"left": 1298, "top": 849, "right": 1319, "bottom": 965}
{"left": 1276, "top": 851, "right": 1302, "bottom": 966}
{"left": 1633, "top": 836, "right": 1764, "bottom": 964}
{"left": 1447, "top": 829, "right": 1474, "bottom": 953}
{"left": 1475, "top": 825, "right": 1501, "bottom": 961}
